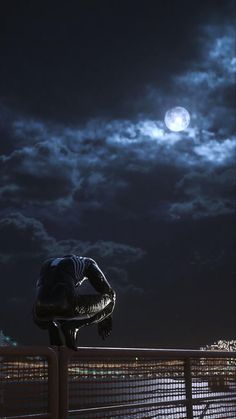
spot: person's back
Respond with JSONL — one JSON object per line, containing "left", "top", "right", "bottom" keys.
{"left": 33, "top": 254, "right": 116, "bottom": 349}
{"left": 35, "top": 255, "right": 83, "bottom": 320}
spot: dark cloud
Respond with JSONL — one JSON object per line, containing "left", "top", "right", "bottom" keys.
{"left": 51, "top": 238, "right": 146, "bottom": 265}
{"left": 0, "top": 211, "right": 145, "bottom": 260}
{"left": 169, "top": 167, "right": 236, "bottom": 219}
{"left": 105, "top": 267, "right": 144, "bottom": 295}
{"left": 2, "top": 1, "right": 233, "bottom": 123}
{"left": 169, "top": 197, "right": 235, "bottom": 220}
{"left": 0, "top": 212, "right": 54, "bottom": 262}
{"left": 0, "top": 212, "right": 146, "bottom": 297}
{"left": 0, "top": 139, "right": 78, "bottom": 206}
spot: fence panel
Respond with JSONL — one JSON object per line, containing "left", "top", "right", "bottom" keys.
{"left": 59, "top": 347, "right": 236, "bottom": 419}
{"left": 0, "top": 346, "right": 235, "bottom": 418}
{"left": 0, "top": 346, "right": 58, "bottom": 419}
{"left": 191, "top": 355, "right": 236, "bottom": 418}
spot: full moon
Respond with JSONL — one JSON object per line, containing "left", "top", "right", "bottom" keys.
{"left": 164, "top": 106, "right": 190, "bottom": 132}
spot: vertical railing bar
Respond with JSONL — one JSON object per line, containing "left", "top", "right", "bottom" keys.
{"left": 184, "top": 357, "right": 194, "bottom": 419}
{"left": 47, "top": 347, "right": 59, "bottom": 419}
{"left": 59, "top": 346, "right": 69, "bottom": 419}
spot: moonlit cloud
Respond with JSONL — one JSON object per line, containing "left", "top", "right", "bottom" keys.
{"left": 194, "top": 138, "right": 236, "bottom": 164}
{"left": 1, "top": 106, "right": 235, "bottom": 221}
{"left": 207, "top": 28, "right": 236, "bottom": 77}
{"left": 0, "top": 21, "right": 235, "bottom": 228}
{"left": 176, "top": 26, "right": 236, "bottom": 89}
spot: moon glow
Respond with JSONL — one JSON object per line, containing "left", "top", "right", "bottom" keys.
{"left": 164, "top": 107, "right": 190, "bottom": 132}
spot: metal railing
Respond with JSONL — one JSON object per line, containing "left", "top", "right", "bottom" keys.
{"left": 0, "top": 346, "right": 58, "bottom": 419}
{"left": 0, "top": 346, "right": 235, "bottom": 418}
{"left": 59, "top": 347, "right": 236, "bottom": 418}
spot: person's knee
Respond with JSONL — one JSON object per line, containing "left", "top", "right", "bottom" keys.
{"left": 103, "top": 291, "right": 116, "bottom": 305}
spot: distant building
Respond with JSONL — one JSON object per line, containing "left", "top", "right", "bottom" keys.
{"left": 200, "top": 339, "right": 236, "bottom": 352}
{"left": 0, "top": 330, "right": 18, "bottom": 346}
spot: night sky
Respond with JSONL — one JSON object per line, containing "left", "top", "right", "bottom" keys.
{"left": 0, "top": 1, "right": 235, "bottom": 348}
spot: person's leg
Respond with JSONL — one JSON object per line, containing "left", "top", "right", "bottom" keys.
{"left": 60, "top": 294, "right": 113, "bottom": 350}
{"left": 59, "top": 323, "right": 81, "bottom": 350}
{"left": 33, "top": 309, "right": 65, "bottom": 346}
{"left": 48, "top": 321, "right": 65, "bottom": 346}
{"left": 74, "top": 293, "right": 112, "bottom": 316}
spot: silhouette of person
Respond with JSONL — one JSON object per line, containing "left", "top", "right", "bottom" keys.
{"left": 33, "top": 255, "right": 116, "bottom": 350}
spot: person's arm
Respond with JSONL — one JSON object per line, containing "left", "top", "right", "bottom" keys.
{"left": 89, "top": 300, "right": 115, "bottom": 340}
{"left": 85, "top": 258, "right": 116, "bottom": 340}
{"left": 85, "top": 258, "right": 115, "bottom": 297}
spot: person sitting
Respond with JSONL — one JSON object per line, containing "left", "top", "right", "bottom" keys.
{"left": 33, "top": 254, "right": 116, "bottom": 350}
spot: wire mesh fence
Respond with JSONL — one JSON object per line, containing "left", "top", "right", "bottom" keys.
{"left": 191, "top": 356, "right": 236, "bottom": 418}
{"left": 61, "top": 348, "right": 236, "bottom": 419}
{"left": 0, "top": 347, "right": 235, "bottom": 418}
{"left": 67, "top": 357, "right": 186, "bottom": 418}
{"left": 0, "top": 347, "right": 58, "bottom": 418}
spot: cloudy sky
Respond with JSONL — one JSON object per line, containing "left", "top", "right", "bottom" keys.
{"left": 0, "top": 1, "right": 235, "bottom": 348}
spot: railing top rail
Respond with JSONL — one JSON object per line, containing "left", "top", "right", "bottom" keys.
{"left": 60, "top": 346, "right": 236, "bottom": 359}
{"left": 0, "top": 346, "right": 235, "bottom": 358}
{"left": 0, "top": 345, "right": 57, "bottom": 358}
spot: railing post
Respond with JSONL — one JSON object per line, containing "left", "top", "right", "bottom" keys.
{"left": 184, "top": 357, "right": 193, "bottom": 419}
{"left": 59, "top": 346, "right": 69, "bottom": 419}
{"left": 48, "top": 347, "right": 59, "bottom": 419}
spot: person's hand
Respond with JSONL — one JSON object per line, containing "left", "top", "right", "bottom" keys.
{"left": 108, "top": 289, "right": 116, "bottom": 303}
{"left": 97, "top": 316, "right": 113, "bottom": 340}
